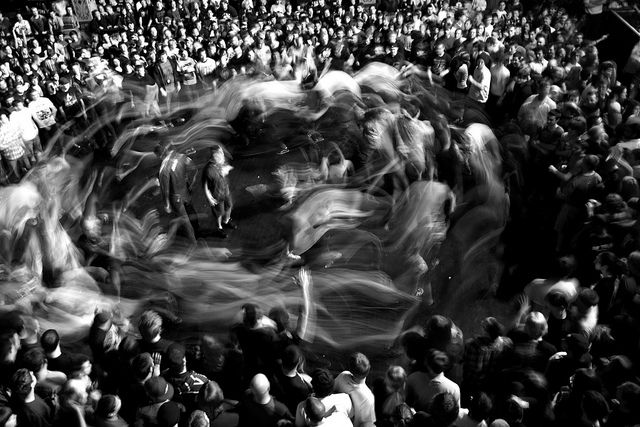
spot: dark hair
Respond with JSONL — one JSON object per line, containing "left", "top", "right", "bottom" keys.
{"left": 426, "top": 349, "right": 449, "bottom": 375}
{"left": 10, "top": 368, "right": 33, "bottom": 400}
{"left": 311, "top": 368, "right": 335, "bottom": 398}
{"left": 282, "top": 345, "right": 302, "bottom": 371}
{"left": 40, "top": 329, "right": 60, "bottom": 353}
{"left": 469, "top": 392, "right": 492, "bottom": 421}
{"left": 429, "top": 392, "right": 459, "bottom": 426}
{"left": 20, "top": 348, "right": 47, "bottom": 373}
{"left": 546, "top": 290, "right": 569, "bottom": 309}
{"left": 348, "top": 352, "right": 370, "bottom": 380}
{"left": 242, "top": 304, "right": 258, "bottom": 327}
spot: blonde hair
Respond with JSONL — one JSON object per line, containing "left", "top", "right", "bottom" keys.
{"left": 524, "top": 312, "right": 548, "bottom": 340}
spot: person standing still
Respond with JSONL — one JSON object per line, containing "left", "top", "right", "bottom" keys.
{"left": 203, "top": 145, "right": 236, "bottom": 238}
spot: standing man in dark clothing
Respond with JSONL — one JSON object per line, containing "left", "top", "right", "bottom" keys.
{"left": 238, "top": 374, "right": 293, "bottom": 427}
{"left": 203, "top": 145, "right": 235, "bottom": 238}
{"left": 157, "top": 145, "right": 199, "bottom": 244}
{"left": 10, "top": 368, "right": 53, "bottom": 427}
{"left": 428, "top": 42, "right": 451, "bottom": 82}
{"left": 126, "top": 63, "right": 162, "bottom": 120}
{"left": 151, "top": 50, "right": 181, "bottom": 118}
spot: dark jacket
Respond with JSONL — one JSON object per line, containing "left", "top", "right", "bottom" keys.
{"left": 159, "top": 151, "right": 197, "bottom": 206}
{"left": 151, "top": 58, "right": 179, "bottom": 90}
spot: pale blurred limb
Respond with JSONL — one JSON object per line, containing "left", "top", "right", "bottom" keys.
{"left": 295, "top": 267, "right": 314, "bottom": 342}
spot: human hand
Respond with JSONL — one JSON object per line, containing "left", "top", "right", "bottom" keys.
{"left": 164, "top": 203, "right": 172, "bottom": 214}
{"left": 295, "top": 267, "right": 310, "bottom": 290}
{"left": 210, "top": 198, "right": 218, "bottom": 206}
{"left": 152, "top": 352, "right": 162, "bottom": 376}
{"left": 160, "top": 88, "right": 167, "bottom": 97}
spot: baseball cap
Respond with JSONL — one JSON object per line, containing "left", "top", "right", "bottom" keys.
{"left": 145, "top": 376, "right": 174, "bottom": 403}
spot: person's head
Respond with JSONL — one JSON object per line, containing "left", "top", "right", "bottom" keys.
{"left": 145, "top": 376, "right": 175, "bottom": 403}
{"left": 281, "top": 345, "right": 303, "bottom": 372}
{"left": 167, "top": 343, "right": 187, "bottom": 373}
{"left": 572, "top": 288, "right": 600, "bottom": 317}
{"left": 425, "top": 315, "right": 453, "bottom": 346}
{"left": 429, "top": 392, "right": 459, "bottom": 426}
{"left": 537, "top": 78, "right": 551, "bottom": 99}
{"left": 468, "top": 392, "right": 492, "bottom": 422}
{"left": 348, "top": 352, "right": 371, "bottom": 381}
{"left": 434, "top": 42, "right": 445, "bottom": 57}
{"left": 10, "top": 368, "right": 36, "bottom": 401}
{"left": 616, "top": 381, "right": 640, "bottom": 414}
{"left": 131, "top": 352, "right": 154, "bottom": 381}
{"left": 524, "top": 312, "right": 548, "bottom": 340}
{"left": 425, "top": 349, "right": 449, "bottom": 376}
{"left": 96, "top": 395, "right": 122, "bottom": 420}
{"left": 580, "top": 154, "right": 599, "bottom": 173}
{"left": 311, "top": 368, "right": 334, "bottom": 398}
{"left": 69, "top": 353, "right": 92, "bottom": 380}
{"left": 134, "top": 62, "right": 146, "bottom": 76}
{"left": 481, "top": 317, "right": 504, "bottom": 340}
{"left": 189, "top": 410, "right": 210, "bottom": 427}
{"left": 20, "top": 348, "right": 48, "bottom": 381}
{"left": 250, "top": 373, "right": 271, "bottom": 404}
{"left": 60, "top": 378, "right": 89, "bottom": 407}
{"left": 547, "top": 109, "right": 560, "bottom": 127}
{"left": 210, "top": 145, "right": 225, "bottom": 164}
{"left": 302, "top": 396, "right": 326, "bottom": 426}
{"left": 0, "top": 334, "right": 19, "bottom": 364}
{"left": 385, "top": 365, "right": 406, "bottom": 392}
{"left": 595, "top": 251, "right": 623, "bottom": 277}
{"left": 546, "top": 290, "right": 569, "bottom": 320}
{"left": 139, "top": 310, "right": 163, "bottom": 342}
{"left": 198, "top": 380, "right": 224, "bottom": 410}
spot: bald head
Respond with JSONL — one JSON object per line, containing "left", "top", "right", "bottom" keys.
{"left": 250, "top": 374, "right": 270, "bottom": 404}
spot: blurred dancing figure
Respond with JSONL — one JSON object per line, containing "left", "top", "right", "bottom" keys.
{"left": 203, "top": 145, "right": 235, "bottom": 238}
{"left": 156, "top": 145, "right": 199, "bottom": 244}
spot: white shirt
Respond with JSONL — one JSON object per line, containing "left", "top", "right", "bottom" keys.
{"left": 10, "top": 109, "right": 39, "bottom": 141}
{"left": 468, "top": 64, "right": 491, "bottom": 104}
{"left": 334, "top": 372, "right": 375, "bottom": 427}
{"left": 29, "top": 97, "right": 57, "bottom": 128}
{"left": 295, "top": 393, "right": 354, "bottom": 427}
{"left": 489, "top": 64, "right": 510, "bottom": 96}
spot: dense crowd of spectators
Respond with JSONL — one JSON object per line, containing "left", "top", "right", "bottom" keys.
{"left": 2, "top": 0, "right": 640, "bottom": 426}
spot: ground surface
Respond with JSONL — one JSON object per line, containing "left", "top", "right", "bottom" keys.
{"left": 96, "top": 121, "right": 516, "bottom": 377}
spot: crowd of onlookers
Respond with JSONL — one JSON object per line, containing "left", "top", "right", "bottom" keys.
{"left": 2, "top": 0, "right": 640, "bottom": 426}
